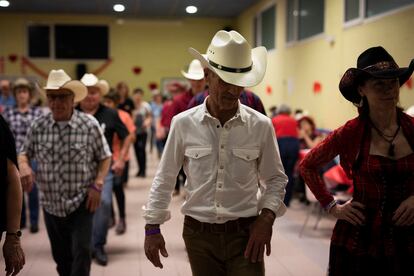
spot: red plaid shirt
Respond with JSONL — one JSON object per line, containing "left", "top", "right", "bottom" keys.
{"left": 300, "top": 111, "right": 414, "bottom": 256}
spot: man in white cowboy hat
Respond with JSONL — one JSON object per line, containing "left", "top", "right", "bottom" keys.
{"left": 3, "top": 78, "right": 43, "bottom": 234}
{"left": 18, "top": 69, "right": 112, "bottom": 276}
{"left": 79, "top": 73, "right": 131, "bottom": 266}
{"left": 143, "top": 30, "right": 287, "bottom": 275}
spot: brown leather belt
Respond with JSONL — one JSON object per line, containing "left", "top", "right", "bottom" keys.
{"left": 184, "top": 216, "right": 257, "bottom": 234}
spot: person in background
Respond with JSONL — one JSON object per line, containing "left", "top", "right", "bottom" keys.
{"left": 269, "top": 105, "right": 277, "bottom": 118}
{"left": 3, "top": 78, "right": 42, "bottom": 233}
{"left": 0, "top": 80, "right": 15, "bottom": 113}
{"left": 149, "top": 90, "right": 165, "bottom": 158}
{"left": 1, "top": 114, "right": 25, "bottom": 276}
{"left": 144, "top": 30, "right": 287, "bottom": 276}
{"left": 19, "top": 69, "right": 112, "bottom": 276}
{"left": 116, "top": 81, "right": 135, "bottom": 115}
{"left": 297, "top": 116, "right": 326, "bottom": 149}
{"left": 132, "top": 88, "right": 152, "bottom": 178}
{"left": 79, "top": 73, "right": 131, "bottom": 266}
{"left": 301, "top": 47, "right": 414, "bottom": 275}
{"left": 272, "top": 104, "right": 300, "bottom": 207}
{"left": 102, "top": 90, "right": 136, "bottom": 235}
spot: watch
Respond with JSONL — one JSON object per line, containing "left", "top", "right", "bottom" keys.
{"left": 6, "top": 230, "right": 22, "bottom": 238}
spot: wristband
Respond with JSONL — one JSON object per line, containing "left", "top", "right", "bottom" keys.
{"left": 326, "top": 200, "right": 338, "bottom": 212}
{"left": 89, "top": 183, "right": 103, "bottom": 193}
{"left": 145, "top": 228, "right": 161, "bottom": 236}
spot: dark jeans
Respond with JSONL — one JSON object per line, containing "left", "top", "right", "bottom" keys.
{"left": 112, "top": 161, "right": 128, "bottom": 219}
{"left": 21, "top": 183, "right": 39, "bottom": 228}
{"left": 134, "top": 132, "right": 147, "bottom": 176}
{"left": 43, "top": 202, "right": 93, "bottom": 276}
{"left": 182, "top": 216, "right": 264, "bottom": 276}
{"left": 278, "top": 137, "right": 300, "bottom": 207}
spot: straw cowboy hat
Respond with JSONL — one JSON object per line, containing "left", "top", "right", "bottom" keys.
{"left": 80, "top": 73, "right": 110, "bottom": 95}
{"left": 189, "top": 30, "right": 267, "bottom": 88}
{"left": 181, "top": 59, "right": 205, "bottom": 80}
{"left": 44, "top": 69, "right": 87, "bottom": 102}
{"left": 339, "top": 46, "right": 414, "bottom": 104}
{"left": 13, "top": 78, "right": 33, "bottom": 92}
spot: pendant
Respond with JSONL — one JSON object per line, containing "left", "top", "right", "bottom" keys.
{"left": 388, "top": 143, "right": 395, "bottom": 157}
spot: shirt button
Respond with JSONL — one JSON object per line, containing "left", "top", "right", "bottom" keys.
{"left": 218, "top": 184, "right": 222, "bottom": 188}
{"left": 217, "top": 125, "right": 220, "bottom": 128}
{"left": 246, "top": 155, "right": 250, "bottom": 160}
{"left": 216, "top": 203, "right": 220, "bottom": 207}
{"left": 195, "top": 153, "right": 199, "bottom": 158}
{"left": 220, "top": 145, "right": 224, "bottom": 149}
{"left": 220, "top": 165, "right": 224, "bottom": 170}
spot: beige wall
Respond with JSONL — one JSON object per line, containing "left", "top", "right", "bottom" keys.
{"left": 236, "top": 0, "right": 414, "bottom": 129}
{"left": 0, "top": 13, "right": 232, "bottom": 100}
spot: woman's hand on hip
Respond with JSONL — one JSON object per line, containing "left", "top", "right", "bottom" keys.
{"left": 330, "top": 200, "right": 365, "bottom": 226}
{"left": 393, "top": 195, "right": 414, "bottom": 226}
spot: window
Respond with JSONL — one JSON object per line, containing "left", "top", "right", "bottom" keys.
{"left": 344, "top": 0, "right": 414, "bottom": 23}
{"left": 254, "top": 4, "right": 276, "bottom": 50}
{"left": 26, "top": 24, "right": 109, "bottom": 60}
{"left": 287, "top": 0, "right": 324, "bottom": 43}
{"left": 55, "top": 25, "right": 109, "bottom": 59}
{"left": 28, "top": 25, "right": 51, "bottom": 58}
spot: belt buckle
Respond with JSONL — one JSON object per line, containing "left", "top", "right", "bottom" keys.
{"left": 210, "top": 223, "right": 227, "bottom": 234}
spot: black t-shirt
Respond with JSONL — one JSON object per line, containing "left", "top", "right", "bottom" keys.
{"left": 78, "top": 104, "right": 129, "bottom": 152}
{"left": 118, "top": 97, "right": 135, "bottom": 115}
{"left": 0, "top": 115, "right": 18, "bottom": 231}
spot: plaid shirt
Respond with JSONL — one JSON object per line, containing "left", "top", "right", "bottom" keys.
{"left": 2, "top": 107, "right": 43, "bottom": 152}
{"left": 21, "top": 110, "right": 112, "bottom": 217}
{"left": 187, "top": 90, "right": 267, "bottom": 116}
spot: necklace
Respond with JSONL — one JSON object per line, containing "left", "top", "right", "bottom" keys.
{"left": 370, "top": 121, "right": 400, "bottom": 157}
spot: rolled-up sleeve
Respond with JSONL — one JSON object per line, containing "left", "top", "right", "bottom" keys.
{"left": 143, "top": 117, "right": 184, "bottom": 224}
{"left": 257, "top": 120, "right": 288, "bottom": 217}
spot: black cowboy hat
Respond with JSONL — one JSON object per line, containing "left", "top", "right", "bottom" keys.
{"left": 339, "top": 46, "right": 414, "bottom": 103}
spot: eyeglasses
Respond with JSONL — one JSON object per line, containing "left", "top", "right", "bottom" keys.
{"left": 47, "top": 94, "right": 73, "bottom": 101}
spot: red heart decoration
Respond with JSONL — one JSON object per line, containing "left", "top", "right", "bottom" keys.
{"left": 266, "top": 85, "right": 272, "bottom": 95}
{"left": 148, "top": 82, "right": 158, "bottom": 90}
{"left": 132, "top": 66, "right": 142, "bottom": 75}
{"left": 8, "top": 54, "right": 18, "bottom": 63}
{"left": 313, "top": 81, "right": 322, "bottom": 94}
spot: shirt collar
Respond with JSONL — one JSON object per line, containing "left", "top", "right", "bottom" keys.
{"left": 198, "top": 96, "right": 248, "bottom": 124}
{"left": 49, "top": 109, "right": 78, "bottom": 129}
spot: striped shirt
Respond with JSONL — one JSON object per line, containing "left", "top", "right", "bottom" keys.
{"left": 2, "top": 107, "right": 43, "bottom": 152}
{"left": 21, "top": 110, "right": 112, "bottom": 217}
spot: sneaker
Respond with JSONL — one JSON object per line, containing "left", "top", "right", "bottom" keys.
{"left": 115, "top": 219, "right": 126, "bottom": 235}
{"left": 93, "top": 247, "right": 108, "bottom": 266}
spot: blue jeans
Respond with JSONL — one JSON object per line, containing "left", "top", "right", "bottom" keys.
{"left": 21, "top": 183, "right": 39, "bottom": 228}
{"left": 277, "top": 137, "right": 300, "bottom": 207}
{"left": 92, "top": 171, "right": 113, "bottom": 248}
{"left": 43, "top": 201, "right": 93, "bottom": 276}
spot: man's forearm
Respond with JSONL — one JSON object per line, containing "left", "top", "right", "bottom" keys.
{"left": 95, "top": 157, "right": 111, "bottom": 186}
{"left": 6, "top": 160, "right": 23, "bottom": 232}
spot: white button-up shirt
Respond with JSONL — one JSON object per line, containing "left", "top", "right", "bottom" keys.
{"left": 144, "top": 99, "right": 287, "bottom": 224}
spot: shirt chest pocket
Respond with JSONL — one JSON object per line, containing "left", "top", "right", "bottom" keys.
{"left": 184, "top": 146, "right": 213, "bottom": 176}
{"left": 231, "top": 148, "right": 260, "bottom": 182}
{"left": 69, "top": 143, "right": 87, "bottom": 164}
{"left": 37, "top": 142, "right": 53, "bottom": 163}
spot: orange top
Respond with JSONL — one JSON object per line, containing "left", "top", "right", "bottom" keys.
{"left": 112, "top": 109, "right": 136, "bottom": 161}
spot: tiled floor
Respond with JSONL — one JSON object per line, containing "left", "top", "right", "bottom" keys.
{"left": 1, "top": 150, "right": 336, "bottom": 275}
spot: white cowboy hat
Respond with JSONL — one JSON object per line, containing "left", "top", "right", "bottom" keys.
{"left": 43, "top": 69, "right": 87, "bottom": 102}
{"left": 80, "top": 73, "right": 110, "bottom": 95}
{"left": 188, "top": 30, "right": 267, "bottom": 88}
{"left": 181, "top": 59, "right": 205, "bottom": 80}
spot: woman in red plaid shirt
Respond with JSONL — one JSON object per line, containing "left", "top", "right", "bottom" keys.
{"left": 301, "top": 47, "right": 414, "bottom": 275}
